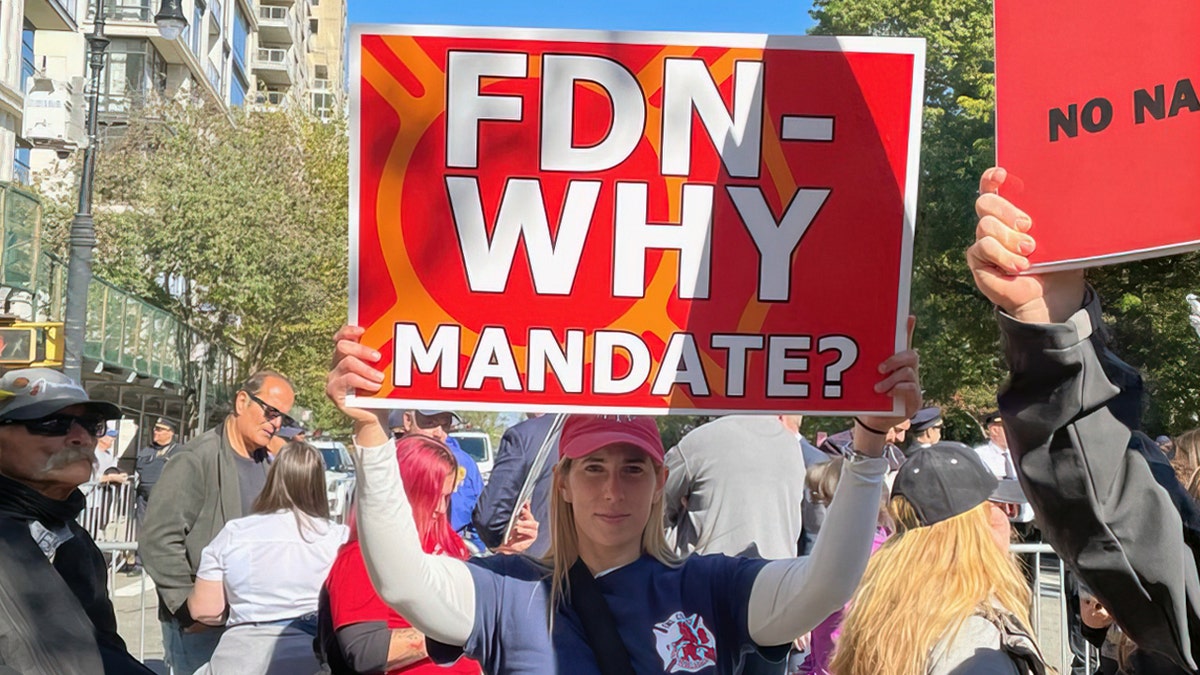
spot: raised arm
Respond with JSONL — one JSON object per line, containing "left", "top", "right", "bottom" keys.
{"left": 748, "top": 331, "right": 920, "bottom": 645}
{"left": 967, "top": 167, "right": 1200, "bottom": 670}
{"left": 327, "top": 326, "right": 475, "bottom": 646}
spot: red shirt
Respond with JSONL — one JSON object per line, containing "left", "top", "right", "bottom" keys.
{"left": 327, "top": 541, "right": 480, "bottom": 675}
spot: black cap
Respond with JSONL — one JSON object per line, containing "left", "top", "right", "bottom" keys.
{"left": 981, "top": 411, "right": 1003, "bottom": 427}
{"left": 892, "top": 441, "right": 1002, "bottom": 526}
{"left": 154, "top": 417, "right": 177, "bottom": 431}
{"left": 909, "top": 406, "right": 943, "bottom": 433}
{"left": 991, "top": 478, "right": 1028, "bottom": 505}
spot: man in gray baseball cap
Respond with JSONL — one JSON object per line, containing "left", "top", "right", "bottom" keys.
{"left": 0, "top": 368, "right": 149, "bottom": 673}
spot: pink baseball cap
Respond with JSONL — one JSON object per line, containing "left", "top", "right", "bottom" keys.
{"left": 558, "top": 415, "right": 665, "bottom": 465}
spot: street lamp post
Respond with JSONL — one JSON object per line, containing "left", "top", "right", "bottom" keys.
{"left": 61, "top": 0, "right": 189, "bottom": 383}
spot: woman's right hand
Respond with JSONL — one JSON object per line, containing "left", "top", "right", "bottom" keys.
{"left": 967, "top": 167, "right": 1086, "bottom": 323}
{"left": 327, "top": 325, "right": 389, "bottom": 443}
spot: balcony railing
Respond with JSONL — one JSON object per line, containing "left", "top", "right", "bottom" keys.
{"left": 257, "top": 90, "right": 287, "bottom": 105}
{"left": 0, "top": 181, "right": 239, "bottom": 400}
{"left": 89, "top": 0, "right": 153, "bottom": 23}
{"left": 205, "top": 62, "right": 222, "bottom": 92}
{"left": 258, "top": 5, "right": 287, "bottom": 21}
{"left": 255, "top": 47, "right": 288, "bottom": 65}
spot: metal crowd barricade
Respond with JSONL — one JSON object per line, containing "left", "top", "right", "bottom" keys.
{"left": 1011, "top": 541, "right": 1102, "bottom": 673}
{"left": 97, "top": 541, "right": 151, "bottom": 663}
{"left": 329, "top": 476, "right": 357, "bottom": 525}
{"left": 78, "top": 479, "right": 139, "bottom": 543}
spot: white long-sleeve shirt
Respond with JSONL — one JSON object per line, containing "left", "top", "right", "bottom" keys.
{"left": 351, "top": 435, "right": 887, "bottom": 659}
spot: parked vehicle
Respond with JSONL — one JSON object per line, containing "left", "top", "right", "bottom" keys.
{"left": 450, "top": 430, "right": 495, "bottom": 483}
{"left": 312, "top": 439, "right": 355, "bottom": 522}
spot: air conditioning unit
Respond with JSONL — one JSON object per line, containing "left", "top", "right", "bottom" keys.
{"left": 21, "top": 76, "right": 86, "bottom": 155}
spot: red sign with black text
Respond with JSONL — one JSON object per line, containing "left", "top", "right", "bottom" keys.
{"left": 349, "top": 25, "right": 924, "bottom": 415}
{"left": 996, "top": 0, "right": 1200, "bottom": 270}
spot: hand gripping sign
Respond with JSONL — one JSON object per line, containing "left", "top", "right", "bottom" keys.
{"left": 350, "top": 25, "right": 925, "bottom": 415}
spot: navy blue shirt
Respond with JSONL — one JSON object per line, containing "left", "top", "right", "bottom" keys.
{"left": 429, "top": 553, "right": 788, "bottom": 674}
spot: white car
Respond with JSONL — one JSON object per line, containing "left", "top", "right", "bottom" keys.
{"left": 450, "top": 430, "right": 495, "bottom": 483}
{"left": 312, "top": 440, "right": 356, "bottom": 522}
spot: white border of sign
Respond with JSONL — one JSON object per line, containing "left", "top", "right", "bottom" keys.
{"left": 347, "top": 24, "right": 925, "bottom": 416}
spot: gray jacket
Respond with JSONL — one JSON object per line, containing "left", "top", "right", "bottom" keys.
{"left": 139, "top": 422, "right": 246, "bottom": 621}
{"left": 997, "top": 290, "right": 1200, "bottom": 671}
{"left": 928, "top": 608, "right": 1044, "bottom": 674}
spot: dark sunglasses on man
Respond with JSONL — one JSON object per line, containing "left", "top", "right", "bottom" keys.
{"left": 0, "top": 413, "right": 109, "bottom": 437}
{"left": 244, "top": 391, "right": 285, "bottom": 422}
{"left": 414, "top": 411, "right": 456, "bottom": 433}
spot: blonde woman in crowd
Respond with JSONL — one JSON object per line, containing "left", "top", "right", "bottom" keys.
{"left": 1171, "top": 429, "right": 1200, "bottom": 500}
{"left": 831, "top": 442, "right": 1045, "bottom": 675}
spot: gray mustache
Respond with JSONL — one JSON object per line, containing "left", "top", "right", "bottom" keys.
{"left": 42, "top": 448, "right": 96, "bottom": 473}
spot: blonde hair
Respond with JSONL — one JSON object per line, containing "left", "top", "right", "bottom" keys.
{"left": 546, "top": 456, "right": 680, "bottom": 620}
{"left": 829, "top": 497, "right": 1035, "bottom": 675}
{"left": 1172, "top": 429, "right": 1200, "bottom": 500}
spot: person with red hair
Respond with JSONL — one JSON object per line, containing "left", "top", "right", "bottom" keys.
{"left": 320, "top": 435, "right": 536, "bottom": 674}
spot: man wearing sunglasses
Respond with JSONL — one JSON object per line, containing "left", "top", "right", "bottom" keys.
{"left": 141, "top": 370, "right": 295, "bottom": 675}
{"left": 0, "top": 367, "right": 152, "bottom": 674}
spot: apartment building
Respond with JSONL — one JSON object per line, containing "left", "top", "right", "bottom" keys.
{"left": 249, "top": 0, "right": 307, "bottom": 107}
{"left": 3, "top": 0, "right": 344, "bottom": 184}
{"left": 0, "top": 0, "right": 79, "bottom": 184}
{"left": 304, "top": 0, "right": 343, "bottom": 119}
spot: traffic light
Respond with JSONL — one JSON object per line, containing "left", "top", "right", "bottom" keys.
{"left": 0, "top": 322, "right": 64, "bottom": 368}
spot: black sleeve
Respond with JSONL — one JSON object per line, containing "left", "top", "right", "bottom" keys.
{"left": 335, "top": 621, "right": 392, "bottom": 675}
{"left": 472, "top": 428, "right": 528, "bottom": 549}
{"left": 996, "top": 292, "right": 1200, "bottom": 670}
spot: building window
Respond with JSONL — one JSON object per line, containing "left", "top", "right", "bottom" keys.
{"left": 20, "top": 21, "right": 36, "bottom": 93}
{"left": 190, "top": 0, "right": 205, "bottom": 58}
{"left": 312, "top": 91, "right": 334, "bottom": 119}
{"left": 100, "top": 39, "right": 168, "bottom": 113}
{"left": 233, "top": 7, "right": 250, "bottom": 72}
{"left": 309, "top": 18, "right": 318, "bottom": 34}
{"left": 231, "top": 70, "right": 248, "bottom": 107}
{"left": 13, "top": 147, "right": 32, "bottom": 185}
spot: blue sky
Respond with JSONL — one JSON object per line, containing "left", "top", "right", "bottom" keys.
{"left": 347, "top": 0, "right": 817, "bottom": 35}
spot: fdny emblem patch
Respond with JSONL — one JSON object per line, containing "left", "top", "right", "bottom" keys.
{"left": 653, "top": 611, "right": 717, "bottom": 672}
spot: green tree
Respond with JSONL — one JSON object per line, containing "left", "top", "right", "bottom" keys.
{"left": 811, "top": 0, "right": 1002, "bottom": 418}
{"left": 456, "top": 411, "right": 510, "bottom": 446}
{"left": 37, "top": 100, "right": 349, "bottom": 433}
{"left": 810, "top": 0, "right": 1200, "bottom": 436}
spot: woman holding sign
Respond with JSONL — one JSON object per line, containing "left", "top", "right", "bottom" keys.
{"left": 326, "top": 323, "right": 920, "bottom": 674}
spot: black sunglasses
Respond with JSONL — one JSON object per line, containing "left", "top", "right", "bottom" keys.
{"left": 1, "top": 413, "right": 108, "bottom": 437}
{"left": 244, "top": 392, "right": 284, "bottom": 422}
{"left": 414, "top": 412, "right": 456, "bottom": 432}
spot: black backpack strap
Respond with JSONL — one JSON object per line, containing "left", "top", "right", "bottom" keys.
{"left": 989, "top": 611, "right": 1048, "bottom": 675}
{"left": 568, "top": 559, "right": 637, "bottom": 675}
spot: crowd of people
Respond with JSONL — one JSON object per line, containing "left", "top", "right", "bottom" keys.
{"left": 1, "top": 165, "right": 1199, "bottom": 675}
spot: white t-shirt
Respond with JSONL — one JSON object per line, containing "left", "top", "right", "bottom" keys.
{"left": 196, "top": 510, "right": 349, "bottom": 625}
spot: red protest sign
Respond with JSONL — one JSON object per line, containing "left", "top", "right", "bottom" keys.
{"left": 995, "top": 0, "right": 1200, "bottom": 270}
{"left": 350, "top": 25, "right": 924, "bottom": 415}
